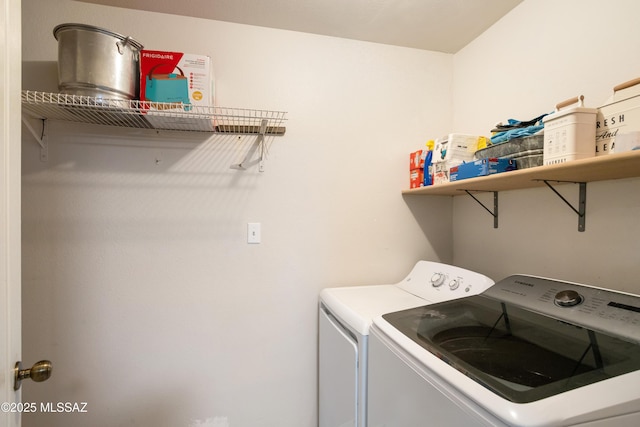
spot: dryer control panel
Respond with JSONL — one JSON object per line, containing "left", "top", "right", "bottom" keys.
{"left": 396, "top": 261, "right": 494, "bottom": 304}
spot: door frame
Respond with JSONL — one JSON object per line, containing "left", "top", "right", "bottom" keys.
{"left": 1, "top": 0, "right": 23, "bottom": 425}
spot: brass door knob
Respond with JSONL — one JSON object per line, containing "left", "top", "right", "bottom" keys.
{"left": 14, "top": 360, "right": 52, "bottom": 390}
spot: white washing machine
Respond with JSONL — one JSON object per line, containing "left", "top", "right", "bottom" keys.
{"left": 318, "top": 260, "right": 494, "bottom": 427}
{"left": 368, "top": 274, "right": 640, "bottom": 427}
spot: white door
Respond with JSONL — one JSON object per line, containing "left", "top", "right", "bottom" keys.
{"left": 1, "top": 0, "right": 22, "bottom": 425}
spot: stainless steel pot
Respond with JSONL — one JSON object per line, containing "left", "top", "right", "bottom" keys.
{"left": 53, "top": 23, "right": 144, "bottom": 100}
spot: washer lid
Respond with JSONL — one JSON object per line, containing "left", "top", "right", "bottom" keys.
{"left": 381, "top": 275, "right": 640, "bottom": 403}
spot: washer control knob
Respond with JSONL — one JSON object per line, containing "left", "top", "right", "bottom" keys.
{"left": 431, "top": 273, "right": 445, "bottom": 287}
{"left": 449, "top": 279, "right": 460, "bottom": 290}
{"left": 554, "top": 290, "right": 583, "bottom": 307}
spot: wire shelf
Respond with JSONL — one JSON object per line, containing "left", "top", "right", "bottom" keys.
{"left": 21, "top": 90, "right": 287, "bottom": 134}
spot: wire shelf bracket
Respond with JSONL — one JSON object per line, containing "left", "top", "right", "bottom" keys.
{"left": 536, "top": 180, "right": 587, "bottom": 232}
{"left": 230, "top": 119, "right": 269, "bottom": 172}
{"left": 22, "top": 115, "right": 48, "bottom": 162}
{"left": 463, "top": 190, "right": 499, "bottom": 229}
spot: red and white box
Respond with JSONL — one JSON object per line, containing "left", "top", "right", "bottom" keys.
{"left": 433, "top": 161, "right": 454, "bottom": 185}
{"left": 409, "top": 150, "right": 425, "bottom": 189}
{"left": 139, "top": 50, "right": 213, "bottom": 109}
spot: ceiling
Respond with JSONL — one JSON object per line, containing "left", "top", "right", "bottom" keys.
{"left": 77, "top": 0, "right": 522, "bottom": 53}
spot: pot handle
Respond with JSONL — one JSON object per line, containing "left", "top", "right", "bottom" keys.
{"left": 116, "top": 36, "right": 132, "bottom": 55}
{"left": 613, "top": 77, "right": 640, "bottom": 92}
{"left": 148, "top": 63, "right": 186, "bottom": 79}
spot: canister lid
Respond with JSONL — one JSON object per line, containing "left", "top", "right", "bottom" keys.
{"left": 53, "top": 23, "right": 143, "bottom": 51}
{"left": 543, "top": 96, "right": 596, "bottom": 122}
{"left": 600, "top": 82, "right": 640, "bottom": 108}
{"left": 543, "top": 106, "right": 597, "bottom": 122}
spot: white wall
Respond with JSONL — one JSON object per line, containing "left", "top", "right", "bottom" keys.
{"left": 20, "top": 0, "right": 453, "bottom": 426}
{"left": 452, "top": 0, "right": 640, "bottom": 292}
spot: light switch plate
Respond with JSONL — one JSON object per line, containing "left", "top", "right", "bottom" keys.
{"left": 247, "top": 223, "right": 261, "bottom": 244}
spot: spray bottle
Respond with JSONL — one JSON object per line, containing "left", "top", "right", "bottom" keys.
{"left": 423, "top": 140, "right": 434, "bottom": 186}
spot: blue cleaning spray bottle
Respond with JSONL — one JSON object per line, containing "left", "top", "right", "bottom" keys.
{"left": 423, "top": 140, "right": 434, "bottom": 186}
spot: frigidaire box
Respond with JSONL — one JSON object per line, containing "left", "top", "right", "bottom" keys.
{"left": 450, "top": 158, "right": 517, "bottom": 182}
{"left": 543, "top": 96, "right": 596, "bottom": 165}
{"left": 140, "top": 50, "right": 213, "bottom": 109}
{"left": 596, "top": 77, "right": 640, "bottom": 155}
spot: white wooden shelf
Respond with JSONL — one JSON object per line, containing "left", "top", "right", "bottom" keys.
{"left": 403, "top": 151, "right": 640, "bottom": 196}
{"left": 403, "top": 150, "right": 640, "bottom": 231}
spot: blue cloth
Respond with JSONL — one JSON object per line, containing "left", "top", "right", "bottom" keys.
{"left": 491, "top": 123, "right": 544, "bottom": 144}
{"left": 490, "top": 114, "right": 549, "bottom": 144}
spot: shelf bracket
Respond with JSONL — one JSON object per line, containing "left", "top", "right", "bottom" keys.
{"left": 257, "top": 119, "right": 267, "bottom": 172}
{"left": 464, "top": 190, "right": 498, "bottom": 229}
{"left": 230, "top": 119, "right": 268, "bottom": 172}
{"left": 538, "top": 180, "right": 587, "bottom": 232}
{"left": 22, "top": 115, "right": 48, "bottom": 162}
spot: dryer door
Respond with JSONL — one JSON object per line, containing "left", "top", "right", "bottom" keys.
{"left": 319, "top": 306, "right": 358, "bottom": 427}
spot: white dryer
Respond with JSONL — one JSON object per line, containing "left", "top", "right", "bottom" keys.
{"left": 318, "top": 260, "right": 494, "bottom": 427}
{"left": 368, "top": 274, "right": 640, "bottom": 426}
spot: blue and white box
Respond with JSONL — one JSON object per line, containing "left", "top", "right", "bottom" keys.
{"left": 450, "top": 158, "right": 516, "bottom": 181}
